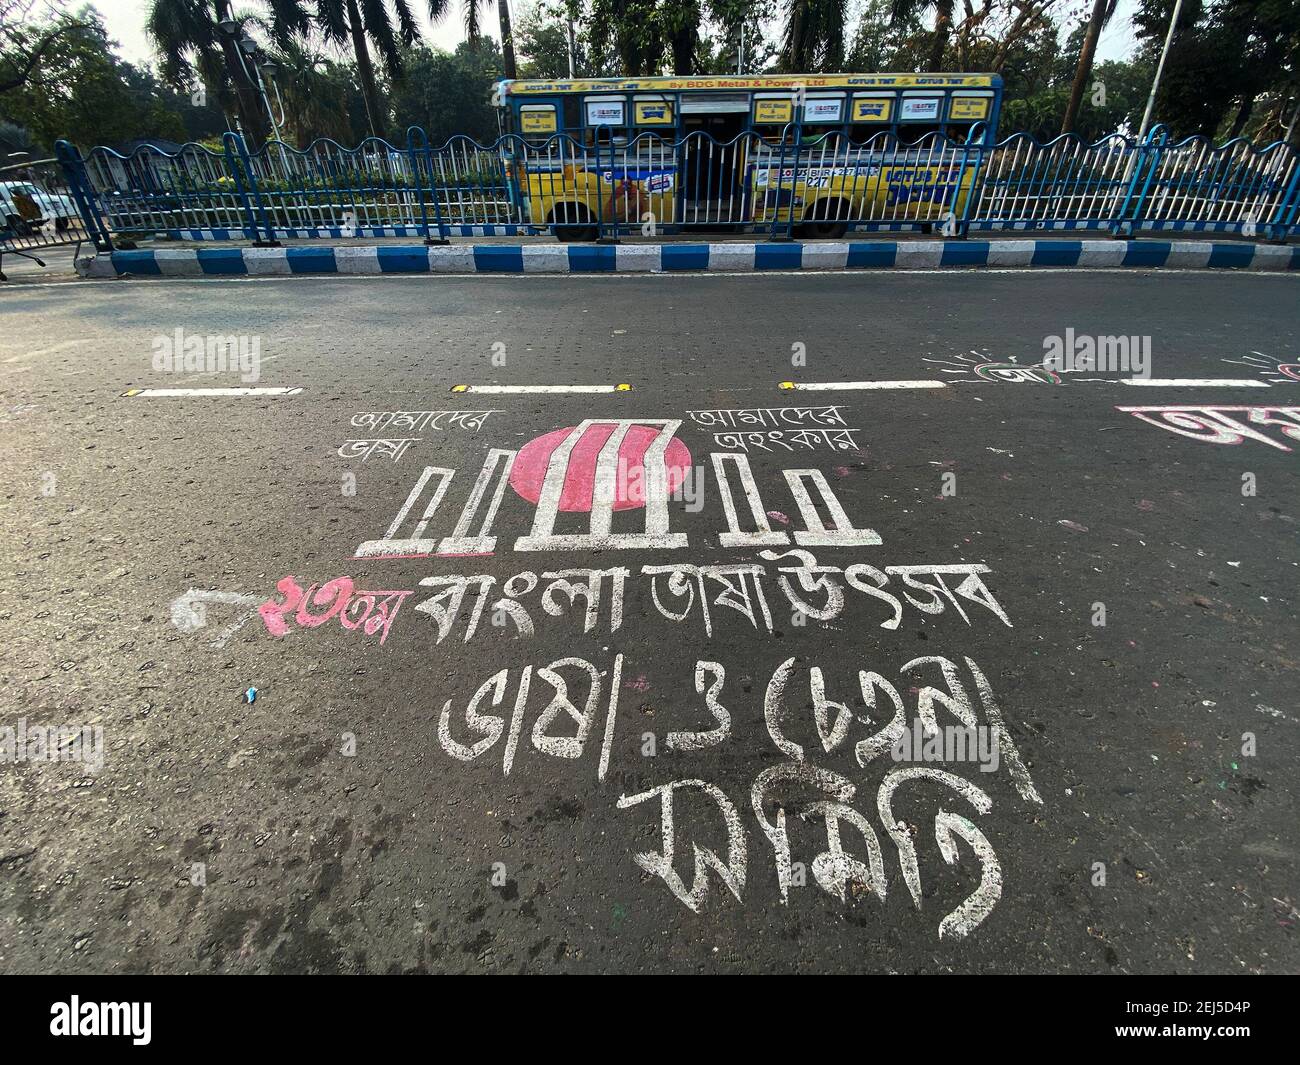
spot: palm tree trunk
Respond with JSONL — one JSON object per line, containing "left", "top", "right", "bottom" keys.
{"left": 926, "top": 4, "right": 952, "bottom": 72}
{"left": 498, "top": 0, "right": 518, "bottom": 79}
{"left": 1061, "top": 0, "right": 1108, "bottom": 135}
{"left": 1227, "top": 93, "right": 1254, "bottom": 139}
{"left": 346, "top": 0, "right": 383, "bottom": 137}
{"left": 669, "top": 28, "right": 694, "bottom": 75}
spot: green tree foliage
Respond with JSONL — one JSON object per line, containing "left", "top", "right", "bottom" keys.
{"left": 845, "top": 0, "right": 928, "bottom": 69}
{"left": 885, "top": 0, "right": 953, "bottom": 72}
{"left": 515, "top": 1, "right": 577, "bottom": 76}
{"left": 585, "top": 0, "right": 746, "bottom": 74}
{"left": 997, "top": 21, "right": 1154, "bottom": 140}
{"left": 265, "top": 38, "right": 359, "bottom": 144}
{"left": 695, "top": 0, "right": 778, "bottom": 73}
{"left": 0, "top": 5, "right": 225, "bottom": 151}
{"left": 1134, "top": 0, "right": 1300, "bottom": 141}
{"left": 385, "top": 38, "right": 503, "bottom": 144}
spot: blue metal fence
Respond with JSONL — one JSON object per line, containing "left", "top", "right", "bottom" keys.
{"left": 54, "top": 123, "right": 1300, "bottom": 250}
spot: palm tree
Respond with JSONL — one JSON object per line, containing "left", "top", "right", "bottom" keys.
{"left": 430, "top": 0, "right": 518, "bottom": 79}
{"left": 1060, "top": 0, "right": 1119, "bottom": 134}
{"left": 311, "top": 0, "right": 421, "bottom": 138}
{"left": 888, "top": 0, "right": 953, "bottom": 73}
{"left": 264, "top": 39, "right": 356, "bottom": 143}
{"left": 146, "top": 0, "right": 273, "bottom": 141}
{"left": 780, "top": 0, "right": 847, "bottom": 72}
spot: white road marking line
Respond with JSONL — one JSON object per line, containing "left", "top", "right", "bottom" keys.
{"left": 1119, "top": 378, "right": 1269, "bottom": 388}
{"left": 779, "top": 380, "right": 947, "bottom": 391}
{"left": 120, "top": 386, "right": 303, "bottom": 397}
{"left": 450, "top": 383, "right": 632, "bottom": 394}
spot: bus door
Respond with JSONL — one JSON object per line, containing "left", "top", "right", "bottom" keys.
{"left": 679, "top": 94, "right": 749, "bottom": 224}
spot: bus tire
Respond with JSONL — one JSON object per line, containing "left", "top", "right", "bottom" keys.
{"left": 799, "top": 198, "right": 851, "bottom": 240}
{"left": 549, "top": 204, "right": 598, "bottom": 243}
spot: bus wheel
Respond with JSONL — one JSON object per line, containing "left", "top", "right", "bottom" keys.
{"left": 799, "top": 221, "right": 849, "bottom": 239}
{"left": 554, "top": 224, "right": 600, "bottom": 242}
{"left": 799, "top": 199, "right": 850, "bottom": 240}
{"left": 549, "top": 205, "right": 599, "bottom": 243}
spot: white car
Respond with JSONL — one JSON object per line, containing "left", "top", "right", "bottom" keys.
{"left": 1, "top": 179, "right": 79, "bottom": 233}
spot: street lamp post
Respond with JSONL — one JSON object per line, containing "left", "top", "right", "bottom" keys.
{"left": 1137, "top": 0, "right": 1185, "bottom": 142}
{"left": 216, "top": 19, "right": 284, "bottom": 148}
{"left": 214, "top": 16, "right": 267, "bottom": 144}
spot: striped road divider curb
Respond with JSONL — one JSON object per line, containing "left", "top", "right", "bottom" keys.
{"left": 75, "top": 240, "right": 1300, "bottom": 279}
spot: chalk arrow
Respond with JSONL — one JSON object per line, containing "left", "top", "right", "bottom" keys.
{"left": 169, "top": 589, "right": 264, "bottom": 649}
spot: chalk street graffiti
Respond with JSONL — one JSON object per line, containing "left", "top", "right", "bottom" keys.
{"left": 258, "top": 577, "right": 412, "bottom": 644}
{"left": 349, "top": 410, "right": 500, "bottom": 432}
{"left": 257, "top": 554, "right": 1012, "bottom": 645}
{"left": 685, "top": 406, "right": 850, "bottom": 428}
{"left": 176, "top": 409, "right": 1048, "bottom": 942}
{"left": 427, "top": 650, "right": 1039, "bottom": 938}
{"left": 336, "top": 411, "right": 502, "bottom": 465}
{"left": 168, "top": 589, "right": 263, "bottom": 648}
{"left": 353, "top": 420, "right": 880, "bottom": 557}
{"left": 716, "top": 429, "right": 862, "bottom": 452}
{"left": 925, "top": 351, "right": 1063, "bottom": 384}
{"left": 1221, "top": 351, "right": 1300, "bottom": 384}
{"left": 1116, "top": 405, "right": 1300, "bottom": 451}
{"left": 337, "top": 438, "right": 419, "bottom": 462}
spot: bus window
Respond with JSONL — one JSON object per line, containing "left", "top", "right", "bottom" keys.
{"left": 583, "top": 96, "right": 628, "bottom": 148}
{"left": 752, "top": 125, "right": 790, "bottom": 145}
{"left": 582, "top": 127, "right": 630, "bottom": 149}
{"left": 800, "top": 127, "right": 845, "bottom": 150}
{"left": 899, "top": 124, "right": 943, "bottom": 145}
{"left": 562, "top": 97, "right": 582, "bottom": 133}
{"left": 849, "top": 125, "right": 892, "bottom": 144}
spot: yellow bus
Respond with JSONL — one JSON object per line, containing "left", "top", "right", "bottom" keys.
{"left": 491, "top": 73, "right": 1003, "bottom": 240}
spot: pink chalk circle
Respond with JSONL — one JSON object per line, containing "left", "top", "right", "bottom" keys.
{"left": 509, "top": 424, "right": 693, "bottom": 513}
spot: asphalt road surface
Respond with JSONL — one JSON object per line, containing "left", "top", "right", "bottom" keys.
{"left": 1, "top": 268, "right": 1297, "bottom": 974}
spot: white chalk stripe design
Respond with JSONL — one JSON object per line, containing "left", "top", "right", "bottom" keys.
{"left": 779, "top": 380, "right": 948, "bottom": 391}
{"left": 1119, "top": 378, "right": 1270, "bottom": 387}
{"left": 450, "top": 384, "right": 633, "bottom": 394}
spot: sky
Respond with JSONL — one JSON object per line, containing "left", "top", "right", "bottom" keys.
{"left": 88, "top": 0, "right": 1142, "bottom": 71}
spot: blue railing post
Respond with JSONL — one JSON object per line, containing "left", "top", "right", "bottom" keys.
{"left": 407, "top": 125, "right": 449, "bottom": 245}
{"left": 54, "top": 139, "right": 115, "bottom": 251}
{"left": 1266, "top": 147, "right": 1300, "bottom": 243}
{"left": 766, "top": 124, "right": 792, "bottom": 242}
{"left": 223, "top": 132, "right": 279, "bottom": 246}
{"left": 785, "top": 120, "right": 804, "bottom": 241}
{"left": 952, "top": 123, "right": 988, "bottom": 239}
{"left": 591, "top": 126, "right": 605, "bottom": 242}
{"left": 1112, "top": 125, "right": 1165, "bottom": 238}
{"left": 767, "top": 121, "right": 802, "bottom": 242}
{"left": 595, "top": 126, "right": 619, "bottom": 244}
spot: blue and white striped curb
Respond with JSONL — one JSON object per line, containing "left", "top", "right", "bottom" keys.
{"left": 76, "top": 239, "right": 1300, "bottom": 278}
